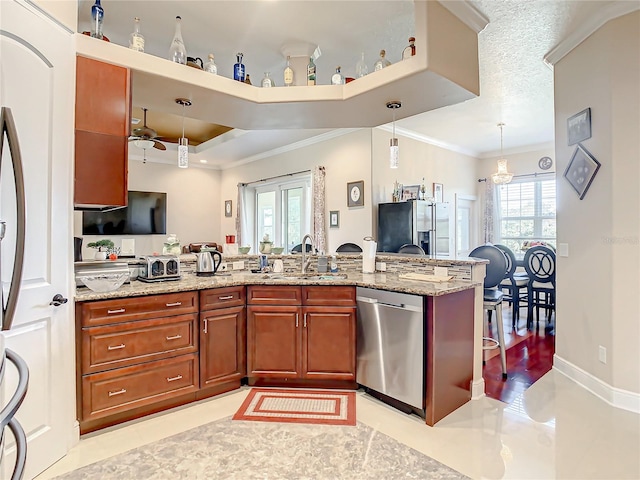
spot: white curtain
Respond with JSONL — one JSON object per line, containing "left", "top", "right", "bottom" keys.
{"left": 483, "top": 181, "right": 496, "bottom": 244}
{"left": 312, "top": 166, "right": 326, "bottom": 253}
{"left": 236, "top": 183, "right": 250, "bottom": 247}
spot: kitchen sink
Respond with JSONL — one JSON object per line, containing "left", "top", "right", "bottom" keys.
{"left": 260, "top": 273, "right": 348, "bottom": 281}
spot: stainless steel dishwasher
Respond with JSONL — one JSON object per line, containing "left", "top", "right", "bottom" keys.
{"left": 356, "top": 287, "right": 424, "bottom": 411}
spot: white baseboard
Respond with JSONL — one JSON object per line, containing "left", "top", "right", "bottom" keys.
{"left": 553, "top": 354, "right": 640, "bottom": 414}
{"left": 471, "top": 378, "right": 485, "bottom": 399}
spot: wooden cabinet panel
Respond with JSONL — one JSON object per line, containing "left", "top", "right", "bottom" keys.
{"left": 247, "top": 306, "right": 300, "bottom": 378}
{"left": 247, "top": 286, "right": 302, "bottom": 305}
{"left": 82, "top": 354, "right": 198, "bottom": 422}
{"left": 200, "top": 286, "right": 245, "bottom": 311}
{"left": 302, "top": 286, "right": 356, "bottom": 306}
{"left": 75, "top": 56, "right": 130, "bottom": 136}
{"left": 81, "top": 292, "right": 198, "bottom": 327}
{"left": 74, "top": 130, "right": 128, "bottom": 207}
{"left": 81, "top": 313, "right": 197, "bottom": 374}
{"left": 303, "top": 307, "right": 356, "bottom": 381}
{"left": 200, "top": 306, "right": 246, "bottom": 389}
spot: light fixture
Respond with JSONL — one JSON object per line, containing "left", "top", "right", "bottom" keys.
{"left": 387, "top": 101, "right": 401, "bottom": 169}
{"left": 491, "top": 123, "right": 513, "bottom": 184}
{"left": 175, "top": 98, "right": 192, "bottom": 169}
{"left": 133, "top": 139, "right": 154, "bottom": 150}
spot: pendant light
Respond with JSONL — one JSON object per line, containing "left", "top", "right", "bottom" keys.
{"left": 387, "top": 101, "right": 401, "bottom": 169}
{"left": 175, "top": 98, "right": 191, "bottom": 168}
{"left": 491, "top": 123, "right": 513, "bottom": 184}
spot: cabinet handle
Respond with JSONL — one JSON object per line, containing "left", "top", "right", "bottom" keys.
{"left": 107, "top": 308, "right": 126, "bottom": 314}
{"left": 166, "top": 334, "right": 182, "bottom": 341}
{"left": 107, "top": 344, "right": 125, "bottom": 351}
{"left": 167, "top": 375, "right": 183, "bottom": 382}
{"left": 218, "top": 295, "right": 234, "bottom": 300}
{"left": 108, "top": 388, "right": 126, "bottom": 397}
{"left": 166, "top": 302, "right": 182, "bottom": 307}
{"left": 203, "top": 319, "right": 208, "bottom": 334}
{"left": 304, "top": 313, "right": 307, "bottom": 328}
{"left": 296, "top": 313, "right": 299, "bottom": 328}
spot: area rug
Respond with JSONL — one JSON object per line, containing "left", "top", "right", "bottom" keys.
{"left": 232, "top": 388, "right": 356, "bottom": 426}
{"left": 54, "top": 416, "right": 469, "bottom": 479}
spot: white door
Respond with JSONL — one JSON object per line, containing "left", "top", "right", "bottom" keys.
{"left": 455, "top": 194, "right": 478, "bottom": 257}
{"left": 0, "top": 1, "right": 76, "bottom": 478}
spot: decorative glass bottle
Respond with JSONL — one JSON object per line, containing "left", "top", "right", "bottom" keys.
{"left": 90, "top": 0, "right": 104, "bottom": 39}
{"left": 356, "top": 52, "right": 368, "bottom": 78}
{"left": 129, "top": 17, "right": 144, "bottom": 52}
{"left": 307, "top": 57, "right": 316, "bottom": 85}
{"left": 244, "top": 74, "right": 252, "bottom": 85}
{"left": 402, "top": 37, "right": 416, "bottom": 60}
{"left": 168, "top": 16, "right": 187, "bottom": 64}
{"left": 261, "top": 72, "right": 273, "bottom": 88}
{"left": 374, "top": 50, "right": 391, "bottom": 71}
{"left": 283, "top": 55, "right": 294, "bottom": 87}
{"left": 203, "top": 54, "right": 218, "bottom": 74}
{"left": 331, "top": 66, "right": 343, "bottom": 85}
{"left": 234, "top": 53, "right": 245, "bottom": 82}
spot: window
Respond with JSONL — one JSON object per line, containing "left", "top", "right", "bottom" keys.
{"left": 253, "top": 176, "right": 311, "bottom": 252}
{"left": 496, "top": 176, "right": 556, "bottom": 253}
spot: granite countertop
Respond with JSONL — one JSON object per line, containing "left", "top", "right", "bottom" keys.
{"left": 75, "top": 271, "right": 480, "bottom": 302}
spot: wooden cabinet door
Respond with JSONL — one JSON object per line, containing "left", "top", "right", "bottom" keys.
{"left": 247, "top": 305, "right": 301, "bottom": 378}
{"left": 200, "top": 306, "right": 246, "bottom": 389}
{"left": 302, "top": 307, "right": 356, "bottom": 381}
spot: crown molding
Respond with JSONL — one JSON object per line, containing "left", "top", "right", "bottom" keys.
{"left": 438, "top": 0, "right": 490, "bottom": 34}
{"left": 479, "top": 142, "right": 556, "bottom": 159}
{"left": 377, "top": 124, "right": 480, "bottom": 158}
{"left": 544, "top": 1, "right": 640, "bottom": 67}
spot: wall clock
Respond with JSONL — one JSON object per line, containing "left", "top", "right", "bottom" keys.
{"left": 538, "top": 156, "right": 553, "bottom": 170}
{"left": 347, "top": 180, "right": 364, "bottom": 207}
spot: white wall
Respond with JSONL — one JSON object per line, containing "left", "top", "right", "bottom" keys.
{"left": 554, "top": 11, "right": 639, "bottom": 394}
{"left": 74, "top": 158, "right": 222, "bottom": 258}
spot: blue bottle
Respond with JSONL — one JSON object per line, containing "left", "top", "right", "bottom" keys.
{"left": 234, "top": 53, "right": 245, "bottom": 82}
{"left": 90, "top": 0, "right": 104, "bottom": 39}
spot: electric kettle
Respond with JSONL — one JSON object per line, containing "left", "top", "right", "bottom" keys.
{"left": 196, "top": 249, "right": 222, "bottom": 276}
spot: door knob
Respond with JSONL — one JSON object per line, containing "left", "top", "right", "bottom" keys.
{"left": 50, "top": 294, "right": 68, "bottom": 307}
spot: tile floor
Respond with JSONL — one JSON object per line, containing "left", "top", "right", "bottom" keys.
{"left": 37, "top": 370, "right": 640, "bottom": 480}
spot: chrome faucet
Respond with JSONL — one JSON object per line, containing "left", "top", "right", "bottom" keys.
{"left": 301, "top": 234, "right": 314, "bottom": 274}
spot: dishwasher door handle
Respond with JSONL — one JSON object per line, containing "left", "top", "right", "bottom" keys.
{"left": 377, "top": 301, "right": 405, "bottom": 309}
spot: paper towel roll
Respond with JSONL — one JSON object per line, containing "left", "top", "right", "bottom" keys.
{"left": 362, "top": 236, "right": 377, "bottom": 273}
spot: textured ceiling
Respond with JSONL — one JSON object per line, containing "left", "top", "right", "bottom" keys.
{"left": 77, "top": 0, "right": 616, "bottom": 166}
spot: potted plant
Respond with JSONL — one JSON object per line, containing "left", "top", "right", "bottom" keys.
{"left": 87, "top": 239, "right": 114, "bottom": 260}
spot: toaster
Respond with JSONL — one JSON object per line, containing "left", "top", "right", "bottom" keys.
{"left": 138, "top": 255, "right": 181, "bottom": 282}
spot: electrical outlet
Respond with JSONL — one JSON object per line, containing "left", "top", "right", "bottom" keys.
{"left": 599, "top": 345, "right": 607, "bottom": 364}
{"left": 375, "top": 262, "right": 387, "bottom": 272}
{"left": 434, "top": 266, "right": 448, "bottom": 277}
{"left": 219, "top": 262, "right": 228, "bottom": 272}
{"left": 232, "top": 260, "right": 245, "bottom": 270}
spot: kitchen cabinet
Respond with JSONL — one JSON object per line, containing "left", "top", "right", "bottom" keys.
{"left": 247, "top": 285, "right": 356, "bottom": 387}
{"left": 77, "top": 291, "right": 199, "bottom": 433}
{"left": 74, "top": 55, "right": 130, "bottom": 209}
{"left": 198, "top": 286, "right": 246, "bottom": 398}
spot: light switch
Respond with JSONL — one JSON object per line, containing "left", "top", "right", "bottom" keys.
{"left": 558, "top": 243, "right": 569, "bottom": 257}
{"left": 434, "top": 266, "right": 448, "bottom": 277}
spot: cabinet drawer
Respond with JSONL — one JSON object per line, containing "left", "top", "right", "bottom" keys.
{"left": 302, "top": 286, "right": 356, "bottom": 306}
{"left": 247, "top": 286, "right": 302, "bottom": 305}
{"left": 81, "top": 354, "right": 198, "bottom": 422}
{"left": 200, "top": 286, "right": 245, "bottom": 311}
{"left": 81, "top": 291, "right": 198, "bottom": 327}
{"left": 82, "top": 314, "right": 198, "bottom": 374}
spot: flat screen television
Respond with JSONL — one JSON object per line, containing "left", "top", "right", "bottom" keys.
{"left": 82, "top": 191, "right": 167, "bottom": 235}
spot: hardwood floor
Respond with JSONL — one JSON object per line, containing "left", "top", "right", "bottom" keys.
{"left": 482, "top": 305, "right": 555, "bottom": 404}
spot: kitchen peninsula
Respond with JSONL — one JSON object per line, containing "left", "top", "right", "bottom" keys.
{"left": 75, "top": 254, "right": 486, "bottom": 433}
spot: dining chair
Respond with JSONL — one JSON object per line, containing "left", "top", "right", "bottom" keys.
{"left": 290, "top": 243, "right": 313, "bottom": 253}
{"left": 495, "top": 244, "right": 529, "bottom": 330}
{"left": 469, "top": 245, "right": 508, "bottom": 379}
{"left": 336, "top": 242, "right": 362, "bottom": 253}
{"left": 397, "top": 244, "right": 425, "bottom": 255}
{"left": 523, "top": 245, "right": 556, "bottom": 330}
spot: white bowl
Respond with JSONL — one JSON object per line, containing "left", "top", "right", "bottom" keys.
{"left": 79, "top": 273, "right": 128, "bottom": 292}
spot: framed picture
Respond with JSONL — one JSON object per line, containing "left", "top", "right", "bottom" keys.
{"left": 329, "top": 210, "right": 340, "bottom": 228}
{"left": 347, "top": 180, "right": 364, "bottom": 207}
{"left": 402, "top": 185, "right": 419, "bottom": 201}
{"left": 567, "top": 107, "right": 592, "bottom": 146}
{"left": 563, "top": 144, "right": 600, "bottom": 200}
{"left": 224, "top": 199, "right": 233, "bottom": 217}
{"left": 433, "top": 183, "right": 443, "bottom": 203}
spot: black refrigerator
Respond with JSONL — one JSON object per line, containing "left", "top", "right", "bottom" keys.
{"left": 377, "top": 200, "right": 450, "bottom": 256}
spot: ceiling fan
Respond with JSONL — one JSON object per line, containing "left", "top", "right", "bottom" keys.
{"left": 129, "top": 108, "right": 167, "bottom": 151}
